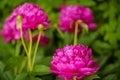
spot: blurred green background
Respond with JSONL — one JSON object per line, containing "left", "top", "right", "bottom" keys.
{"left": 0, "top": 0, "right": 120, "bottom": 80}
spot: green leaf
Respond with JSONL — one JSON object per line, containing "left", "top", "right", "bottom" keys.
{"left": 5, "top": 55, "right": 25, "bottom": 70}
{"left": 104, "top": 33, "right": 117, "bottom": 47}
{"left": 39, "top": 56, "right": 52, "bottom": 66}
{"left": 67, "top": 0, "right": 78, "bottom": 5}
{"left": 3, "top": 71, "right": 14, "bottom": 80}
{"left": 92, "top": 40, "right": 112, "bottom": 54}
{"left": 57, "top": 78, "right": 64, "bottom": 80}
{"left": 103, "top": 74, "right": 118, "bottom": 80}
{"left": 0, "top": 61, "right": 5, "bottom": 79}
{"left": 0, "top": 38, "right": 14, "bottom": 60}
{"left": 79, "top": 0, "right": 96, "bottom": 6}
{"left": 64, "top": 32, "right": 73, "bottom": 45}
{"left": 83, "top": 74, "right": 100, "bottom": 80}
{"left": 29, "top": 77, "right": 42, "bottom": 80}
{"left": 33, "top": 65, "right": 51, "bottom": 76}
{"left": 51, "top": 0, "right": 64, "bottom": 8}
{"left": 94, "top": 40, "right": 112, "bottom": 49}
{"left": 98, "top": 2, "right": 108, "bottom": 11}
{"left": 78, "top": 32, "right": 98, "bottom": 45}
{"left": 30, "top": 78, "right": 42, "bottom": 80}
{"left": 98, "top": 54, "right": 111, "bottom": 67}
{"left": 15, "top": 72, "right": 28, "bottom": 80}
{"left": 102, "top": 63, "right": 119, "bottom": 75}
{"left": 0, "top": 61, "right": 5, "bottom": 74}
{"left": 6, "top": 0, "right": 26, "bottom": 7}
{"left": 114, "top": 50, "right": 120, "bottom": 59}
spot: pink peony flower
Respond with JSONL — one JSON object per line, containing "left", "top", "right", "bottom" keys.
{"left": 1, "top": 16, "right": 21, "bottom": 42}
{"left": 1, "top": 3, "right": 50, "bottom": 42}
{"left": 59, "top": 5, "right": 97, "bottom": 33}
{"left": 13, "top": 3, "right": 50, "bottom": 29}
{"left": 51, "top": 45, "right": 99, "bottom": 80}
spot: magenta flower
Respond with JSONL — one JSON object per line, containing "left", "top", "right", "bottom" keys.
{"left": 1, "top": 3, "right": 50, "bottom": 42}
{"left": 51, "top": 45, "right": 99, "bottom": 80}
{"left": 59, "top": 5, "right": 97, "bottom": 33}
{"left": 13, "top": 3, "right": 50, "bottom": 29}
{"left": 1, "top": 16, "right": 21, "bottom": 42}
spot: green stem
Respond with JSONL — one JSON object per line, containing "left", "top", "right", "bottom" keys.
{"left": 32, "top": 32, "right": 41, "bottom": 69}
{"left": 28, "top": 30, "right": 32, "bottom": 72}
{"left": 54, "top": 23, "right": 64, "bottom": 39}
{"left": 20, "top": 23, "right": 28, "bottom": 56}
{"left": 73, "top": 21, "right": 79, "bottom": 45}
{"left": 19, "top": 22, "right": 30, "bottom": 72}
{"left": 18, "top": 15, "right": 32, "bottom": 72}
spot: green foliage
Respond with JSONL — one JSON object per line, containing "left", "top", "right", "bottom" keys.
{"left": 33, "top": 65, "right": 51, "bottom": 76}
{"left": 0, "top": 0, "right": 120, "bottom": 80}
{"left": 15, "top": 72, "right": 28, "bottom": 80}
{"left": 83, "top": 75, "right": 100, "bottom": 80}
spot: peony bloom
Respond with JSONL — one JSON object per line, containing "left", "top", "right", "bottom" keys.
{"left": 13, "top": 3, "right": 50, "bottom": 29}
{"left": 59, "top": 5, "right": 97, "bottom": 33}
{"left": 1, "top": 3, "right": 50, "bottom": 42}
{"left": 51, "top": 45, "right": 99, "bottom": 80}
{"left": 1, "top": 16, "right": 21, "bottom": 42}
